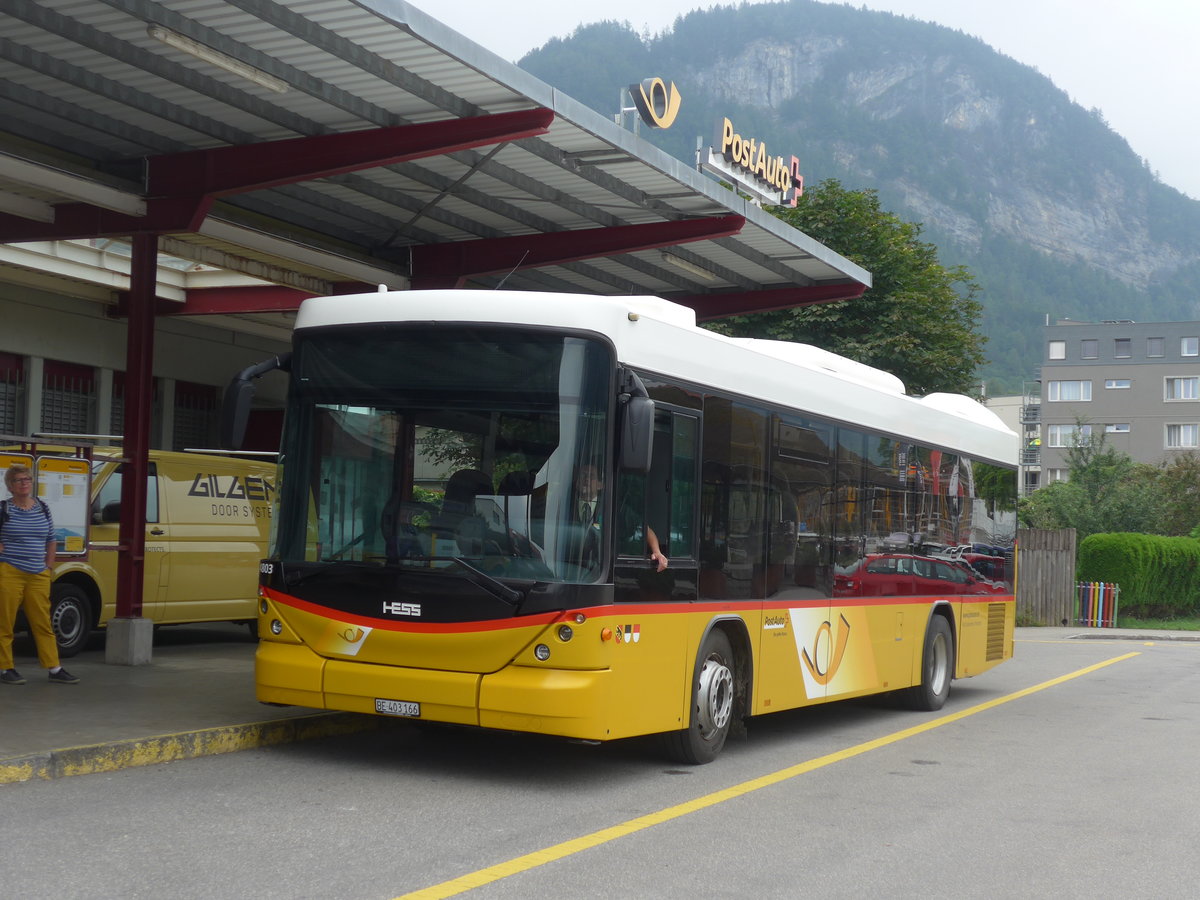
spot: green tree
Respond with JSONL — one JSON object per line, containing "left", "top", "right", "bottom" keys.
{"left": 707, "top": 180, "right": 985, "bottom": 395}
{"left": 1018, "top": 424, "right": 1164, "bottom": 539}
{"left": 973, "top": 461, "right": 1018, "bottom": 516}
{"left": 1156, "top": 452, "right": 1200, "bottom": 536}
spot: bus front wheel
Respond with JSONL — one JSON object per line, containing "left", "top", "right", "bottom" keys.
{"left": 905, "top": 614, "right": 954, "bottom": 711}
{"left": 665, "top": 629, "right": 735, "bottom": 765}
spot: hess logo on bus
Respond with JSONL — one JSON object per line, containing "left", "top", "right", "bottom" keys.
{"left": 382, "top": 601, "right": 422, "bottom": 617}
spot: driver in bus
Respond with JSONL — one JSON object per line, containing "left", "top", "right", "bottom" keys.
{"left": 573, "top": 464, "right": 668, "bottom": 572}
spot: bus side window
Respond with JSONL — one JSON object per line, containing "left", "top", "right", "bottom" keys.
{"left": 616, "top": 409, "right": 697, "bottom": 561}
{"left": 669, "top": 414, "right": 697, "bottom": 559}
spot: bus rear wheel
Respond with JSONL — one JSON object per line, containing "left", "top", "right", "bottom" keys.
{"left": 665, "top": 629, "right": 735, "bottom": 765}
{"left": 905, "top": 614, "right": 954, "bottom": 711}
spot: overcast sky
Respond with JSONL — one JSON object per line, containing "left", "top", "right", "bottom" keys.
{"left": 422, "top": 0, "right": 1200, "bottom": 200}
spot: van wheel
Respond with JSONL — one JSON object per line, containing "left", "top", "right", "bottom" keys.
{"left": 905, "top": 615, "right": 954, "bottom": 711}
{"left": 664, "top": 629, "right": 736, "bottom": 765}
{"left": 50, "top": 584, "right": 92, "bottom": 658}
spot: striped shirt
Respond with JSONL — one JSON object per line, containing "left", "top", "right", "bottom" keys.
{"left": 0, "top": 501, "right": 55, "bottom": 574}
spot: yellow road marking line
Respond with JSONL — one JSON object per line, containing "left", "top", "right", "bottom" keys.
{"left": 397, "top": 652, "right": 1139, "bottom": 899}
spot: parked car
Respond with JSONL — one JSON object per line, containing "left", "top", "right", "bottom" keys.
{"left": 834, "top": 553, "right": 1006, "bottom": 598}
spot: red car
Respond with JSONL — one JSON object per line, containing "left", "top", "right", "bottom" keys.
{"left": 834, "top": 554, "right": 1006, "bottom": 597}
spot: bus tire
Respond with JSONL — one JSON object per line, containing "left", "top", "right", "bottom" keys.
{"left": 905, "top": 614, "right": 954, "bottom": 711}
{"left": 49, "top": 584, "right": 92, "bottom": 658}
{"left": 665, "top": 629, "right": 736, "bottom": 765}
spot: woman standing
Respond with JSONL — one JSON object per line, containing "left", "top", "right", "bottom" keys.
{"left": 0, "top": 464, "right": 78, "bottom": 685}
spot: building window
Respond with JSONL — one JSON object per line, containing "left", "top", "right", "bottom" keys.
{"left": 1104, "top": 379, "right": 1130, "bottom": 389}
{"left": 1165, "top": 377, "right": 1199, "bottom": 401}
{"left": 172, "top": 381, "right": 219, "bottom": 451}
{"left": 1047, "top": 423, "right": 1092, "bottom": 447}
{"left": 42, "top": 360, "right": 95, "bottom": 435}
{"left": 1047, "top": 340, "right": 1066, "bottom": 360}
{"left": 1047, "top": 380, "right": 1092, "bottom": 402}
{"left": 109, "top": 373, "right": 163, "bottom": 446}
{"left": 1183, "top": 337, "right": 1199, "bottom": 357}
{"left": 1147, "top": 337, "right": 1164, "bottom": 357}
{"left": 1046, "top": 468, "right": 1069, "bottom": 483}
{"left": 1105, "top": 423, "right": 1130, "bottom": 434}
{"left": 0, "top": 352, "right": 23, "bottom": 435}
{"left": 1080, "top": 339, "right": 1098, "bottom": 359}
{"left": 1114, "top": 338, "right": 1131, "bottom": 358}
{"left": 1166, "top": 424, "right": 1200, "bottom": 449}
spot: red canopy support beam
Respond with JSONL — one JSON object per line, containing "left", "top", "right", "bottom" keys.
{"left": 109, "top": 285, "right": 316, "bottom": 318}
{"left": 146, "top": 108, "right": 555, "bottom": 198}
{"left": 114, "top": 233, "right": 157, "bottom": 620}
{"left": 409, "top": 215, "right": 747, "bottom": 289}
{"left": 682, "top": 282, "right": 869, "bottom": 322}
{"left": 109, "top": 282, "right": 369, "bottom": 318}
{"left": 169, "top": 285, "right": 315, "bottom": 315}
{"left": 0, "top": 197, "right": 212, "bottom": 241}
{"left": 0, "top": 109, "right": 554, "bottom": 242}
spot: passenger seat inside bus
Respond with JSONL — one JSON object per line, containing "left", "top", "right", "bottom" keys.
{"left": 433, "top": 469, "right": 493, "bottom": 555}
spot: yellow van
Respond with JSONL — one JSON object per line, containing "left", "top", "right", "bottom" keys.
{"left": 33, "top": 448, "right": 276, "bottom": 656}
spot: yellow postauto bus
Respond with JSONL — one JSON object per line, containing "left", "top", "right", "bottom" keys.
{"left": 226, "top": 290, "right": 1017, "bottom": 763}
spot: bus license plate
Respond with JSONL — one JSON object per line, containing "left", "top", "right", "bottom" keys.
{"left": 375, "top": 698, "right": 420, "bottom": 717}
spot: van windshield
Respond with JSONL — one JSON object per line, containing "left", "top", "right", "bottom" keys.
{"left": 272, "top": 326, "right": 613, "bottom": 584}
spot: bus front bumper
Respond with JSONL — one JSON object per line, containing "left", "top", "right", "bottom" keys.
{"left": 255, "top": 640, "right": 614, "bottom": 740}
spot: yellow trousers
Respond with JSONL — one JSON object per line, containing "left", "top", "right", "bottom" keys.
{"left": 0, "top": 562, "right": 59, "bottom": 670}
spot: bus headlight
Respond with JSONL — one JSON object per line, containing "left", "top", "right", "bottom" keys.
{"left": 259, "top": 599, "right": 269, "bottom": 614}
{"left": 270, "top": 619, "right": 283, "bottom": 635}
{"left": 557, "top": 625, "right": 574, "bottom": 642}
{"left": 534, "top": 643, "right": 551, "bottom": 661}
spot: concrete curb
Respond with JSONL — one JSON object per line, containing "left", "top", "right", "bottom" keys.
{"left": 0, "top": 712, "right": 381, "bottom": 785}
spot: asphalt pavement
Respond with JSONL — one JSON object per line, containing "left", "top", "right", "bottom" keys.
{"left": 2, "top": 623, "right": 1196, "bottom": 785}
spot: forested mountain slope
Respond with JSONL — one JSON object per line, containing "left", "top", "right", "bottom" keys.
{"left": 519, "top": 1, "right": 1200, "bottom": 392}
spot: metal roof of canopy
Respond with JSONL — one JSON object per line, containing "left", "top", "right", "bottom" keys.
{"left": 0, "top": 0, "right": 871, "bottom": 322}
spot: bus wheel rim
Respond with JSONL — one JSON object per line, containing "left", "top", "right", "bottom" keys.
{"left": 697, "top": 657, "right": 733, "bottom": 737}
{"left": 930, "top": 632, "right": 949, "bottom": 694}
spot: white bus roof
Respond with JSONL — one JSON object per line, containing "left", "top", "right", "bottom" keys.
{"left": 295, "top": 290, "right": 1017, "bottom": 467}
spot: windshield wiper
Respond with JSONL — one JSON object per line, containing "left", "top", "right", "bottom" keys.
{"left": 449, "top": 557, "right": 522, "bottom": 606}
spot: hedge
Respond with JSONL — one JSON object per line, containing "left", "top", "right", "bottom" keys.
{"left": 1076, "top": 533, "right": 1200, "bottom": 618}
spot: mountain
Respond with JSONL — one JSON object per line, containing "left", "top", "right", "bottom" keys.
{"left": 518, "top": 1, "right": 1200, "bottom": 394}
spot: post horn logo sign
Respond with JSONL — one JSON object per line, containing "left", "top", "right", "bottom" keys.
{"left": 801, "top": 613, "right": 851, "bottom": 686}
{"left": 630, "top": 77, "right": 682, "bottom": 129}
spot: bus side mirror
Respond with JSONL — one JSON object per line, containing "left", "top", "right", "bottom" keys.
{"left": 620, "top": 395, "right": 654, "bottom": 473}
{"left": 220, "top": 379, "right": 255, "bottom": 451}
{"left": 220, "top": 353, "right": 291, "bottom": 450}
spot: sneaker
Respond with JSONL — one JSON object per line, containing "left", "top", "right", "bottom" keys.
{"left": 48, "top": 668, "right": 80, "bottom": 685}
{"left": 1, "top": 668, "right": 26, "bottom": 685}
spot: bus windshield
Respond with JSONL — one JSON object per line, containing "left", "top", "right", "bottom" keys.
{"left": 272, "top": 326, "right": 613, "bottom": 584}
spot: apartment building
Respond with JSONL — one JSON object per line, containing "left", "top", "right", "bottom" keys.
{"left": 1029, "top": 319, "right": 1200, "bottom": 486}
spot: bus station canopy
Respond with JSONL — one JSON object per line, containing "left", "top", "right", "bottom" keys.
{"left": 0, "top": 0, "right": 870, "bottom": 329}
